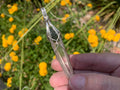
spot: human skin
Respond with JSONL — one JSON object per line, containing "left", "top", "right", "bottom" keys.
{"left": 49, "top": 53, "right": 120, "bottom": 90}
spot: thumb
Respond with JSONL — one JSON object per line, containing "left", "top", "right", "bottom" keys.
{"left": 68, "top": 73, "right": 120, "bottom": 90}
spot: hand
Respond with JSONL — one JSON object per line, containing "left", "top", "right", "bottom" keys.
{"left": 49, "top": 53, "right": 120, "bottom": 90}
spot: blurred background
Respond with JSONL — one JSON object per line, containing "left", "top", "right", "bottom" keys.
{"left": 0, "top": 0, "right": 120, "bottom": 90}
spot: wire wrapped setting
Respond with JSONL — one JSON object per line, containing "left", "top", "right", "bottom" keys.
{"left": 41, "top": 7, "right": 73, "bottom": 78}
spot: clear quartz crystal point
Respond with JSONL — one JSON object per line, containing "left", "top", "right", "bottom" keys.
{"left": 41, "top": 7, "right": 73, "bottom": 78}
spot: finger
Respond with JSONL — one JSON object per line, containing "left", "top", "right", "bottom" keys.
{"left": 51, "top": 55, "right": 73, "bottom": 71}
{"left": 49, "top": 71, "right": 68, "bottom": 88}
{"left": 71, "top": 53, "right": 120, "bottom": 73}
{"left": 51, "top": 59, "right": 63, "bottom": 71}
{"left": 49, "top": 70, "right": 108, "bottom": 88}
{"left": 74, "top": 70, "right": 108, "bottom": 75}
{"left": 52, "top": 53, "right": 120, "bottom": 73}
{"left": 54, "top": 85, "right": 68, "bottom": 90}
{"left": 68, "top": 73, "right": 120, "bottom": 90}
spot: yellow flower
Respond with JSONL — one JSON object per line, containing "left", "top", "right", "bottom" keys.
{"left": 36, "top": 8, "right": 40, "bottom": 11}
{"left": 2, "top": 34, "right": 6, "bottom": 40}
{"left": 7, "top": 35, "right": 14, "bottom": 45}
{"left": 2, "top": 38, "right": 8, "bottom": 48}
{"left": 18, "top": 31, "right": 23, "bottom": 37}
{"left": 7, "top": 77, "right": 12, "bottom": 83}
{"left": 0, "top": 73, "right": 2, "bottom": 77}
{"left": 69, "top": 33, "right": 74, "bottom": 38}
{"left": 0, "top": 59, "right": 1, "bottom": 64}
{"left": 34, "top": 36, "right": 42, "bottom": 45}
{"left": 12, "top": 24, "right": 16, "bottom": 29}
{"left": 0, "top": 13, "right": 5, "bottom": 18}
{"left": 88, "top": 34, "right": 98, "bottom": 42}
{"left": 100, "top": 29, "right": 106, "bottom": 34}
{"left": 60, "top": 0, "right": 72, "bottom": 6}
{"left": 7, "top": 83, "right": 12, "bottom": 88}
{"left": 88, "top": 29, "right": 96, "bottom": 35}
{"left": 18, "top": 28, "right": 28, "bottom": 37}
{"left": 62, "top": 17, "right": 67, "bottom": 23}
{"left": 88, "top": 34, "right": 98, "bottom": 47}
{"left": 12, "top": 40, "right": 17, "bottom": 46}
{"left": 62, "top": 14, "right": 70, "bottom": 23}
{"left": 103, "top": 29, "right": 116, "bottom": 41}
{"left": 116, "top": 33, "right": 120, "bottom": 38}
{"left": 87, "top": 3, "right": 92, "bottom": 8}
{"left": 64, "top": 33, "right": 74, "bottom": 40}
{"left": 68, "top": 2, "right": 72, "bottom": 6}
{"left": 9, "top": 52, "right": 16, "bottom": 57}
{"left": 91, "top": 41, "right": 98, "bottom": 47}
{"left": 95, "top": 15, "right": 100, "bottom": 22}
{"left": 113, "top": 34, "right": 120, "bottom": 42}
{"left": 36, "top": 36, "right": 42, "bottom": 41}
{"left": 2, "top": 34, "right": 8, "bottom": 47}
{"left": 65, "top": 14, "right": 70, "bottom": 18}
{"left": 44, "top": 0, "right": 50, "bottom": 3}
{"left": 61, "top": 0, "right": 66, "bottom": 6}
{"left": 53, "top": 56, "right": 56, "bottom": 59}
{"left": 104, "top": 33, "right": 114, "bottom": 41}
{"left": 9, "top": 17, "right": 14, "bottom": 22}
{"left": 2, "top": 34, "right": 5, "bottom": 40}
{"left": 39, "top": 69, "right": 48, "bottom": 76}
{"left": 4, "top": 63, "right": 11, "bottom": 71}
{"left": 107, "top": 29, "right": 116, "bottom": 35}
{"left": 8, "top": 8, "right": 14, "bottom": 14}
{"left": 64, "top": 33, "right": 71, "bottom": 40}
{"left": 11, "top": 55, "right": 18, "bottom": 62}
{"left": 12, "top": 40, "right": 19, "bottom": 51}
{"left": 8, "top": 4, "right": 18, "bottom": 14}
{"left": 9, "top": 24, "right": 16, "bottom": 33}
{"left": 39, "top": 62, "right": 47, "bottom": 69}
{"left": 13, "top": 44, "right": 19, "bottom": 51}
{"left": 13, "top": 3, "right": 18, "bottom": 7}
{"left": 100, "top": 29, "right": 106, "bottom": 38}
{"left": 9, "top": 28, "right": 14, "bottom": 33}
{"left": 7, "top": 77, "right": 12, "bottom": 87}
{"left": 73, "top": 52, "right": 80, "bottom": 54}
{"left": 26, "top": 0, "right": 31, "bottom": 2}
{"left": 39, "top": 62, "right": 48, "bottom": 76}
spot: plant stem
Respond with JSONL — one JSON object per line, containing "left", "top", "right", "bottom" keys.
{"left": 19, "top": 38, "right": 24, "bottom": 90}
{"left": 91, "top": 48, "right": 96, "bottom": 53}
{"left": 97, "top": 40, "right": 104, "bottom": 53}
{"left": 19, "top": 1, "right": 26, "bottom": 89}
{"left": 107, "top": 7, "right": 120, "bottom": 30}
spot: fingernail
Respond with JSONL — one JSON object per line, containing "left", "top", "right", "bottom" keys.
{"left": 69, "top": 75, "right": 86, "bottom": 90}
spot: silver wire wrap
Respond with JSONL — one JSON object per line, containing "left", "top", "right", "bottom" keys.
{"left": 41, "top": 8, "right": 73, "bottom": 78}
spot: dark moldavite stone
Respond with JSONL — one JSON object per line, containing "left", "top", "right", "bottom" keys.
{"left": 49, "top": 27, "right": 59, "bottom": 41}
